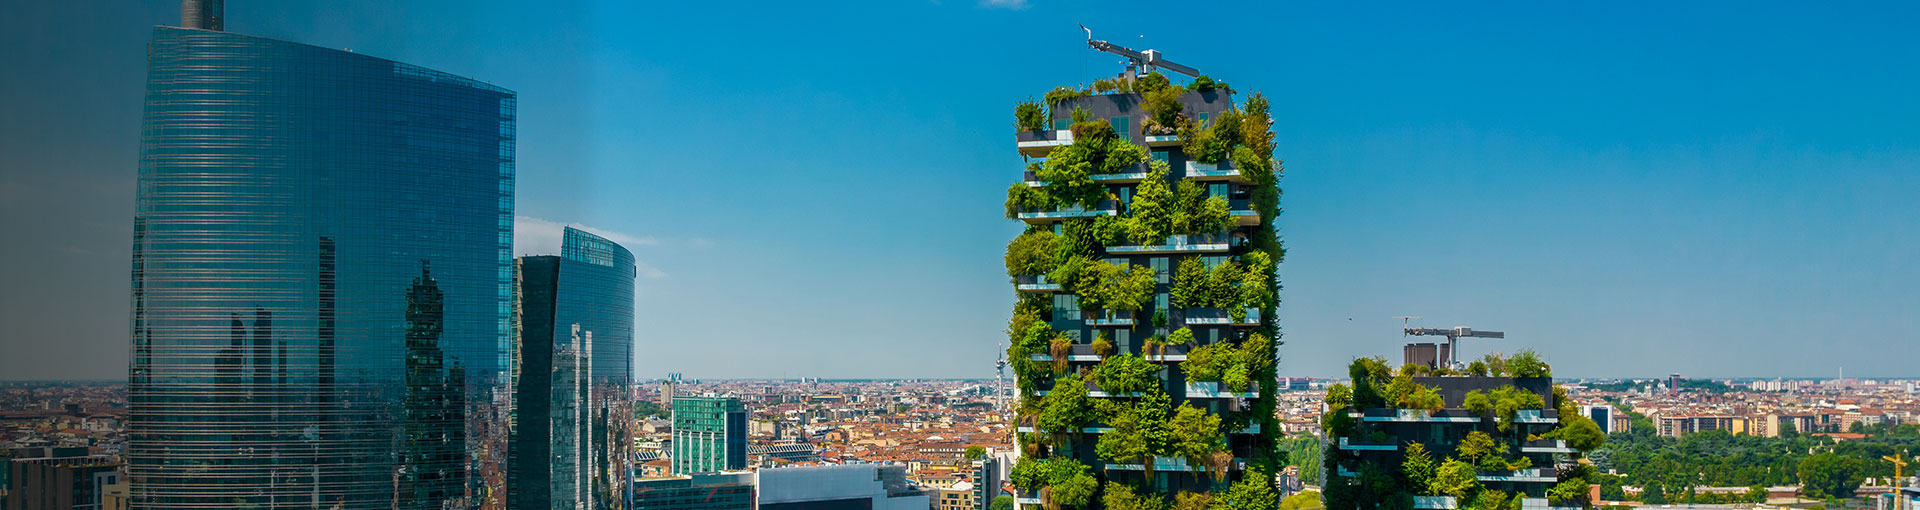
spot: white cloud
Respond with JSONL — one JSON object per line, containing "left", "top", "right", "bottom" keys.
{"left": 979, "top": 0, "right": 1028, "bottom": 9}
{"left": 513, "top": 216, "right": 669, "bottom": 279}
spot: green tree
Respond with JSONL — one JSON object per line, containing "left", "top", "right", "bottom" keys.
{"left": 1169, "top": 404, "right": 1225, "bottom": 481}
{"left": 965, "top": 445, "right": 986, "bottom": 460}
{"left": 1171, "top": 256, "right": 1209, "bottom": 308}
{"left": 1104, "top": 481, "right": 1170, "bottom": 510}
{"left": 1005, "top": 230, "right": 1060, "bottom": 277}
{"left": 1797, "top": 452, "right": 1865, "bottom": 499}
{"left": 1430, "top": 459, "right": 1480, "bottom": 500}
{"left": 1038, "top": 374, "right": 1094, "bottom": 439}
{"left": 1211, "top": 469, "right": 1278, "bottom": 510}
{"left": 1015, "top": 99, "right": 1048, "bottom": 131}
{"left": 1094, "top": 354, "right": 1162, "bottom": 395}
{"left": 1125, "top": 161, "right": 1175, "bottom": 244}
{"left": 1551, "top": 413, "right": 1606, "bottom": 452}
{"left": 1456, "top": 431, "right": 1505, "bottom": 465}
{"left": 1402, "top": 442, "right": 1437, "bottom": 495}
{"left": 1505, "top": 350, "right": 1550, "bottom": 377}
{"left": 1174, "top": 492, "right": 1213, "bottom": 510}
{"left": 1277, "top": 492, "right": 1322, "bottom": 510}
{"left": 1097, "top": 391, "right": 1173, "bottom": 482}
{"left": 992, "top": 496, "right": 1014, "bottom": 510}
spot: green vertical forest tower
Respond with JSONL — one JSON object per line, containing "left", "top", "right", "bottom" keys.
{"left": 1003, "top": 72, "right": 1284, "bottom": 510}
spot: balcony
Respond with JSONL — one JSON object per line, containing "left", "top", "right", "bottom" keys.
{"left": 1183, "top": 307, "right": 1261, "bottom": 326}
{"left": 1412, "top": 496, "right": 1459, "bottom": 510}
{"left": 1519, "top": 439, "right": 1574, "bottom": 454}
{"left": 1085, "top": 310, "right": 1136, "bottom": 327}
{"left": 1016, "top": 201, "right": 1118, "bottom": 224}
{"left": 1023, "top": 166, "right": 1150, "bottom": 187}
{"left": 1016, "top": 129, "right": 1073, "bottom": 157}
{"left": 1184, "top": 381, "right": 1258, "bottom": 399}
{"left": 1359, "top": 409, "right": 1483, "bottom": 423}
{"left": 1516, "top": 498, "right": 1584, "bottom": 510}
{"left": 1014, "top": 275, "right": 1061, "bottom": 293}
{"left": 1106, "top": 233, "right": 1235, "bottom": 255}
{"left": 1515, "top": 409, "right": 1559, "bottom": 425}
{"left": 1477, "top": 467, "right": 1557, "bottom": 483}
{"left": 1016, "top": 426, "right": 1113, "bottom": 434}
{"left": 1336, "top": 437, "right": 1398, "bottom": 451}
{"left": 1228, "top": 198, "right": 1260, "bottom": 226}
{"left": 1029, "top": 342, "right": 1101, "bottom": 362}
{"left": 1141, "top": 343, "right": 1190, "bottom": 362}
{"left": 1104, "top": 456, "right": 1245, "bottom": 472}
{"left": 1184, "top": 160, "right": 1247, "bottom": 183}
{"left": 1144, "top": 134, "right": 1181, "bottom": 147}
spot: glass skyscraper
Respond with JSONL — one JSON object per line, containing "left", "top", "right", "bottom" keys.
{"left": 512, "top": 227, "right": 637, "bottom": 510}
{"left": 128, "top": 12, "right": 516, "bottom": 510}
{"left": 670, "top": 397, "right": 747, "bottom": 475}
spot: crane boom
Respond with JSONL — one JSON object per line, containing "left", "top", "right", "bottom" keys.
{"left": 1403, "top": 326, "right": 1506, "bottom": 369}
{"left": 1081, "top": 25, "right": 1201, "bottom": 78}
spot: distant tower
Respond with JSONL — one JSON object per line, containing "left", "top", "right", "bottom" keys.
{"left": 180, "top": 0, "right": 222, "bottom": 31}
{"left": 1670, "top": 373, "right": 1681, "bottom": 397}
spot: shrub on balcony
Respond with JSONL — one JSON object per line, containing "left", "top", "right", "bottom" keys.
{"left": 1093, "top": 354, "right": 1160, "bottom": 395}
{"left": 1050, "top": 257, "right": 1154, "bottom": 318}
{"left": 1015, "top": 98, "right": 1049, "bottom": 132}
{"left": 1187, "top": 75, "right": 1228, "bottom": 93}
{"left": 1005, "top": 229, "right": 1060, "bottom": 278}
{"left": 1038, "top": 373, "right": 1095, "bottom": 438}
{"left": 1044, "top": 86, "right": 1090, "bottom": 108}
{"left": 1464, "top": 386, "right": 1545, "bottom": 432}
{"left": 1096, "top": 390, "right": 1172, "bottom": 477}
{"left": 1171, "top": 257, "right": 1208, "bottom": 308}
{"left": 1012, "top": 457, "right": 1096, "bottom": 509}
{"left": 1173, "top": 179, "right": 1232, "bottom": 236}
{"left": 1506, "top": 350, "right": 1551, "bottom": 378}
{"left": 1122, "top": 161, "right": 1175, "bottom": 245}
{"left": 1179, "top": 107, "right": 1241, "bottom": 164}
{"left": 1004, "top": 182, "right": 1057, "bottom": 219}
{"left": 1101, "top": 482, "right": 1164, "bottom": 510}
{"left": 1141, "top": 84, "right": 1186, "bottom": 135}
{"left": 1214, "top": 468, "right": 1280, "bottom": 510}
{"left": 1090, "top": 332, "right": 1116, "bottom": 358}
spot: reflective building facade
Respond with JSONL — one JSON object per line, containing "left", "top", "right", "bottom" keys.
{"left": 512, "top": 228, "right": 637, "bottom": 510}
{"left": 129, "top": 22, "right": 516, "bottom": 510}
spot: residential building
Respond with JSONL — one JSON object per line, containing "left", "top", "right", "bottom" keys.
{"left": 673, "top": 397, "right": 747, "bottom": 474}
{"left": 512, "top": 227, "right": 639, "bottom": 510}
{"left": 1002, "top": 51, "right": 1283, "bottom": 503}
{"left": 757, "top": 464, "right": 930, "bottom": 510}
{"left": 970, "top": 458, "right": 1005, "bottom": 510}
{"left": 935, "top": 483, "right": 976, "bottom": 510}
{"left": 127, "top": 1, "right": 517, "bottom": 507}
{"left": 1324, "top": 364, "right": 1591, "bottom": 509}
{"left": 5, "top": 452, "right": 119, "bottom": 510}
{"left": 631, "top": 472, "right": 755, "bottom": 510}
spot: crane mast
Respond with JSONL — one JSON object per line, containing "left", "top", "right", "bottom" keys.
{"left": 1080, "top": 25, "right": 1201, "bottom": 78}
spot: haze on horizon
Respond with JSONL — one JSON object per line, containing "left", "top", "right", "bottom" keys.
{"left": 2, "top": 1, "right": 1917, "bottom": 381}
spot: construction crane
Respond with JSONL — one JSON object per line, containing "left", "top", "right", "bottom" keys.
{"left": 1403, "top": 326, "right": 1505, "bottom": 369}
{"left": 1889, "top": 450, "right": 1910, "bottom": 510}
{"left": 1081, "top": 24, "right": 1201, "bottom": 78}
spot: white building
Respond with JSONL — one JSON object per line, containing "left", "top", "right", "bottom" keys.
{"left": 758, "top": 463, "right": 931, "bottom": 510}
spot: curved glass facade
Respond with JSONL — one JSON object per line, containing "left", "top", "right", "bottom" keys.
{"left": 511, "top": 228, "right": 636, "bottom": 510}
{"left": 130, "top": 26, "right": 515, "bottom": 510}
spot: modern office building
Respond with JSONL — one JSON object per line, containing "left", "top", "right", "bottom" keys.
{"left": 127, "top": 2, "right": 516, "bottom": 508}
{"left": 5, "top": 451, "right": 121, "bottom": 510}
{"left": 671, "top": 397, "right": 747, "bottom": 475}
{"left": 630, "top": 472, "right": 754, "bottom": 510}
{"left": 1001, "top": 40, "right": 1283, "bottom": 504}
{"left": 756, "top": 464, "right": 930, "bottom": 510}
{"left": 511, "top": 227, "right": 639, "bottom": 510}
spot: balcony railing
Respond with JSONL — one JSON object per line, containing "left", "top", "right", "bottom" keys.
{"left": 1515, "top": 409, "right": 1559, "bottom": 424}
{"left": 1016, "top": 200, "right": 1118, "bottom": 224}
{"left": 1517, "top": 498, "right": 1583, "bottom": 510}
{"left": 1359, "top": 409, "right": 1483, "bottom": 423}
{"left": 1519, "top": 439, "right": 1574, "bottom": 454}
{"left": 1412, "top": 496, "right": 1459, "bottom": 510}
{"left": 1086, "top": 310, "right": 1136, "bottom": 327}
{"left": 1476, "top": 467, "right": 1557, "bottom": 483}
{"left": 1183, "top": 307, "right": 1261, "bottom": 326}
{"left": 1336, "top": 437, "right": 1399, "bottom": 451}
{"left": 1104, "top": 456, "right": 1245, "bottom": 472}
{"left": 1184, "top": 381, "right": 1258, "bottom": 399}
{"left": 1229, "top": 198, "right": 1260, "bottom": 225}
{"left": 1106, "top": 233, "right": 1236, "bottom": 254}
{"left": 1024, "top": 165, "right": 1150, "bottom": 187}
{"left": 1144, "top": 134, "right": 1181, "bottom": 147}
{"left": 1014, "top": 275, "right": 1061, "bottom": 292}
{"left": 1185, "top": 160, "right": 1247, "bottom": 182}
{"left": 1016, "top": 129, "right": 1073, "bottom": 157}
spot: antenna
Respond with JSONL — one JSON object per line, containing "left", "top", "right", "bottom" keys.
{"left": 1393, "top": 316, "right": 1423, "bottom": 328}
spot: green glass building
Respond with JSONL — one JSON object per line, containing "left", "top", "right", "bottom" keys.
{"left": 670, "top": 397, "right": 746, "bottom": 475}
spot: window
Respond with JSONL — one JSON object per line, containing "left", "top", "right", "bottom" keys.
{"left": 1054, "top": 119, "right": 1071, "bottom": 131}
{"left": 1208, "top": 183, "right": 1228, "bottom": 199}
{"left": 1055, "top": 294, "right": 1079, "bottom": 317}
{"left": 1202, "top": 255, "right": 1227, "bottom": 269}
{"left": 1198, "top": 112, "right": 1210, "bottom": 127}
{"left": 1115, "top": 330, "right": 1130, "bottom": 352}
{"left": 1110, "top": 116, "right": 1130, "bottom": 140}
{"left": 1152, "top": 151, "right": 1169, "bottom": 164}
{"left": 1118, "top": 187, "right": 1132, "bottom": 214}
{"left": 1150, "top": 257, "right": 1169, "bottom": 283}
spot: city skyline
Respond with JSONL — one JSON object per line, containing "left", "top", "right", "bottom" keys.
{"left": 4, "top": 1, "right": 1920, "bottom": 381}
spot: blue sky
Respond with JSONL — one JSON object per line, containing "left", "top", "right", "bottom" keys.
{"left": 2, "top": 1, "right": 1917, "bottom": 380}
